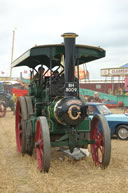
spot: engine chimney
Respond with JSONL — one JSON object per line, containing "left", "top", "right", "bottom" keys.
{"left": 61, "top": 33, "right": 78, "bottom": 97}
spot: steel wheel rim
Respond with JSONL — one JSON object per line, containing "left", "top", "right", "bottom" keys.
{"left": 35, "top": 120, "right": 44, "bottom": 171}
{"left": 90, "top": 117, "right": 104, "bottom": 165}
{"left": 16, "top": 100, "right": 22, "bottom": 152}
{"left": 118, "top": 127, "right": 128, "bottom": 139}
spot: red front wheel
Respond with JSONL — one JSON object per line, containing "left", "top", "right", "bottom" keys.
{"left": 35, "top": 117, "right": 51, "bottom": 172}
{"left": 90, "top": 114, "right": 111, "bottom": 168}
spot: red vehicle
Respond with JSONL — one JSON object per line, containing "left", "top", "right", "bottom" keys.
{"left": 3, "top": 80, "right": 28, "bottom": 100}
{"left": 12, "top": 87, "right": 28, "bottom": 98}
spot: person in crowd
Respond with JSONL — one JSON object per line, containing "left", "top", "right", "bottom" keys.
{"left": 33, "top": 66, "right": 45, "bottom": 81}
{"left": 52, "top": 70, "right": 60, "bottom": 83}
{"left": 88, "top": 96, "right": 94, "bottom": 102}
{"left": 93, "top": 91, "right": 102, "bottom": 102}
{"left": 123, "top": 106, "right": 128, "bottom": 114}
{"left": 51, "top": 71, "right": 65, "bottom": 96}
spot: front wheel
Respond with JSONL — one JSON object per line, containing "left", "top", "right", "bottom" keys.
{"left": 90, "top": 114, "right": 111, "bottom": 168}
{"left": 116, "top": 125, "right": 128, "bottom": 140}
{"left": 35, "top": 117, "right": 51, "bottom": 172}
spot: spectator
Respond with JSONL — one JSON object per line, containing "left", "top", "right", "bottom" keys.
{"left": 33, "top": 66, "right": 45, "bottom": 81}
{"left": 123, "top": 106, "right": 128, "bottom": 114}
{"left": 93, "top": 92, "right": 102, "bottom": 102}
{"left": 88, "top": 96, "right": 94, "bottom": 102}
{"left": 52, "top": 70, "right": 60, "bottom": 83}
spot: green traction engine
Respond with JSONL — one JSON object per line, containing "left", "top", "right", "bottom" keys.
{"left": 12, "top": 33, "right": 111, "bottom": 172}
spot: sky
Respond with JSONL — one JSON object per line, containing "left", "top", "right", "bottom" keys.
{"left": 0, "top": 0, "right": 128, "bottom": 80}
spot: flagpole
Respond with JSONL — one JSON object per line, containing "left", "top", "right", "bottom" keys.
{"left": 10, "top": 29, "right": 15, "bottom": 79}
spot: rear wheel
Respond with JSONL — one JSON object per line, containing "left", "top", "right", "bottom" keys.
{"left": 15, "top": 97, "right": 27, "bottom": 153}
{"left": 35, "top": 117, "right": 51, "bottom": 172}
{"left": 116, "top": 125, "right": 128, "bottom": 140}
{"left": 90, "top": 114, "right": 111, "bottom": 168}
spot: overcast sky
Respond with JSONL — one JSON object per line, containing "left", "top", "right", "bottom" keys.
{"left": 0, "top": 0, "right": 128, "bottom": 79}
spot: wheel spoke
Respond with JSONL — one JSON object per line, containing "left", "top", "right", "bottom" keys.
{"left": 95, "top": 132, "right": 103, "bottom": 147}
{"left": 36, "top": 148, "right": 43, "bottom": 171}
{"left": 35, "top": 121, "right": 44, "bottom": 171}
{"left": 99, "top": 145, "right": 104, "bottom": 154}
{"left": 18, "top": 108, "right": 22, "bottom": 119}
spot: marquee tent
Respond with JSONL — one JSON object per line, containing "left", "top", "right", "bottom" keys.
{"left": 120, "top": 63, "right": 128, "bottom": 68}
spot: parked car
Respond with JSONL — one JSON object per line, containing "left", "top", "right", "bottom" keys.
{"left": 87, "top": 102, "right": 128, "bottom": 140}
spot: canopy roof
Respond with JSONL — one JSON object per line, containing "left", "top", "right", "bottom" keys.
{"left": 120, "top": 63, "right": 128, "bottom": 68}
{"left": 12, "top": 44, "right": 105, "bottom": 69}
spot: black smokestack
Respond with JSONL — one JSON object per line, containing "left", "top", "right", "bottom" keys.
{"left": 61, "top": 33, "right": 78, "bottom": 96}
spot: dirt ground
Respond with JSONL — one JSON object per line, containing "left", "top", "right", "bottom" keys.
{"left": 0, "top": 108, "right": 128, "bottom": 193}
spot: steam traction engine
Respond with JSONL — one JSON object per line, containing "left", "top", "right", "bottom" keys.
{"left": 12, "top": 33, "right": 111, "bottom": 172}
